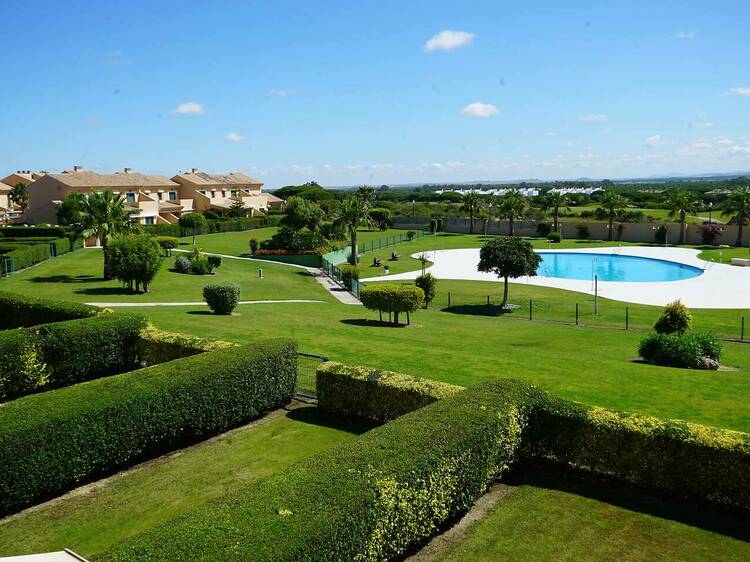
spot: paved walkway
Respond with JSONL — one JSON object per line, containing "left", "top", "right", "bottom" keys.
{"left": 365, "top": 246, "right": 750, "bottom": 309}
{"left": 85, "top": 299, "right": 326, "bottom": 307}
{"left": 311, "top": 271, "right": 362, "bottom": 305}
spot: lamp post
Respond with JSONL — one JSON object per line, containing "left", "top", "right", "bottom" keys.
{"left": 708, "top": 201, "right": 713, "bottom": 225}
{"left": 411, "top": 199, "right": 415, "bottom": 217}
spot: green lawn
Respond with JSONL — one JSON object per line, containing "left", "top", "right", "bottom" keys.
{"left": 562, "top": 205, "right": 710, "bottom": 225}
{"left": 0, "top": 405, "right": 371, "bottom": 558}
{"left": 437, "top": 464, "right": 750, "bottom": 561}
{"left": 0, "top": 248, "right": 333, "bottom": 303}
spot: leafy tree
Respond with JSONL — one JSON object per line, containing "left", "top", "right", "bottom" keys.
{"left": 334, "top": 195, "right": 375, "bottom": 265}
{"left": 108, "top": 234, "right": 162, "bottom": 292}
{"left": 80, "top": 190, "right": 138, "bottom": 279}
{"left": 274, "top": 181, "right": 333, "bottom": 202}
{"left": 477, "top": 237, "right": 541, "bottom": 309}
{"left": 154, "top": 236, "right": 179, "bottom": 256}
{"left": 499, "top": 189, "right": 528, "bottom": 236}
{"left": 227, "top": 199, "right": 248, "bottom": 218}
{"left": 178, "top": 213, "right": 207, "bottom": 244}
{"left": 415, "top": 273, "right": 437, "bottom": 308}
{"left": 369, "top": 208, "right": 393, "bottom": 231}
{"left": 9, "top": 183, "right": 29, "bottom": 214}
{"left": 599, "top": 190, "right": 627, "bottom": 241}
{"left": 360, "top": 285, "right": 424, "bottom": 324}
{"left": 654, "top": 300, "right": 692, "bottom": 335}
{"left": 55, "top": 192, "right": 87, "bottom": 241}
{"left": 664, "top": 189, "right": 699, "bottom": 244}
{"left": 357, "top": 185, "right": 377, "bottom": 205}
{"left": 721, "top": 187, "right": 750, "bottom": 247}
{"left": 460, "top": 191, "right": 485, "bottom": 234}
{"left": 540, "top": 192, "right": 569, "bottom": 232}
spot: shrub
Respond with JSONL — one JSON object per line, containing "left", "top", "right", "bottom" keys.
{"left": 0, "top": 242, "right": 50, "bottom": 271}
{"left": 249, "top": 238, "right": 259, "bottom": 253}
{"left": 536, "top": 222, "right": 552, "bottom": 236}
{"left": 546, "top": 231, "right": 562, "bottom": 243}
{"left": 369, "top": 207, "right": 393, "bottom": 231}
{"left": 339, "top": 264, "right": 359, "bottom": 290}
{"left": 174, "top": 255, "right": 192, "bottom": 274}
{"left": 638, "top": 331, "right": 722, "bottom": 369}
{"left": 136, "top": 324, "right": 235, "bottom": 365}
{"left": 178, "top": 213, "right": 207, "bottom": 243}
{"left": 0, "top": 226, "right": 66, "bottom": 238}
{"left": 0, "top": 339, "right": 297, "bottom": 516}
{"left": 654, "top": 224, "right": 668, "bottom": 244}
{"left": 108, "top": 235, "right": 163, "bottom": 292}
{"left": 154, "top": 236, "right": 179, "bottom": 256}
{"left": 406, "top": 230, "right": 416, "bottom": 241}
{"left": 191, "top": 258, "right": 211, "bottom": 275}
{"left": 203, "top": 283, "right": 241, "bottom": 314}
{"left": 317, "top": 362, "right": 461, "bottom": 423}
{"left": 576, "top": 224, "right": 590, "bottom": 239}
{"left": 0, "top": 291, "right": 100, "bottom": 330}
{"left": 430, "top": 218, "right": 442, "bottom": 233}
{"left": 654, "top": 299, "right": 692, "bottom": 334}
{"left": 415, "top": 273, "right": 437, "bottom": 308}
{"left": 702, "top": 224, "right": 722, "bottom": 245}
{"left": 207, "top": 255, "right": 223, "bottom": 270}
{"left": 360, "top": 284, "right": 424, "bottom": 324}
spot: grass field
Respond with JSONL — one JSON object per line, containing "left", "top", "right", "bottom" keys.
{"left": 437, "top": 464, "right": 750, "bottom": 561}
{"left": 0, "top": 405, "right": 371, "bottom": 558}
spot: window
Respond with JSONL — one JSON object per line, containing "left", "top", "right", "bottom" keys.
{"left": 221, "top": 190, "right": 227, "bottom": 198}
{"left": 231, "top": 189, "right": 238, "bottom": 197}
{"left": 125, "top": 192, "right": 136, "bottom": 203}
{"left": 157, "top": 192, "right": 163, "bottom": 200}
{"left": 144, "top": 217, "right": 155, "bottom": 225}
{"left": 168, "top": 191, "right": 177, "bottom": 201}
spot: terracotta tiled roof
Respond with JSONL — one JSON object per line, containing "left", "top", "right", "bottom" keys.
{"left": 172, "top": 171, "right": 262, "bottom": 186}
{"left": 47, "top": 170, "right": 178, "bottom": 188}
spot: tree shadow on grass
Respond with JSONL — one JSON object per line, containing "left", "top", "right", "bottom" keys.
{"left": 512, "top": 460, "right": 750, "bottom": 542}
{"left": 340, "top": 318, "right": 409, "bottom": 328}
{"left": 30, "top": 274, "right": 99, "bottom": 284}
{"left": 285, "top": 406, "right": 377, "bottom": 435}
{"left": 442, "top": 304, "right": 517, "bottom": 317}
{"left": 186, "top": 310, "right": 214, "bottom": 315}
{"left": 74, "top": 287, "right": 139, "bottom": 296}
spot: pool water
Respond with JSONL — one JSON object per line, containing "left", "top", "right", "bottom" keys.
{"left": 537, "top": 252, "right": 703, "bottom": 282}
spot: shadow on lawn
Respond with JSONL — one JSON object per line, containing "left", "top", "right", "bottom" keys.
{"left": 509, "top": 460, "right": 750, "bottom": 542}
{"left": 340, "top": 318, "right": 409, "bottom": 328}
{"left": 442, "top": 304, "right": 516, "bottom": 317}
{"left": 74, "top": 287, "right": 139, "bottom": 296}
{"left": 30, "top": 274, "right": 99, "bottom": 284}
{"left": 286, "top": 406, "right": 376, "bottom": 435}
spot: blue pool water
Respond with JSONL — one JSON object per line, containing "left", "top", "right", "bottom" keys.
{"left": 537, "top": 252, "right": 703, "bottom": 282}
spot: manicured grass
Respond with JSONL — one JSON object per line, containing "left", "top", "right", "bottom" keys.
{"left": 437, "top": 464, "right": 750, "bottom": 561}
{"left": 0, "top": 248, "right": 333, "bottom": 303}
{"left": 179, "top": 226, "right": 278, "bottom": 255}
{"left": 0, "top": 405, "right": 371, "bottom": 558}
{"left": 131, "top": 301, "right": 750, "bottom": 433}
{"left": 562, "top": 205, "right": 710, "bottom": 225}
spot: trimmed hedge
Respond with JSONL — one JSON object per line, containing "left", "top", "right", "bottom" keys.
{"left": 0, "top": 338, "right": 297, "bottom": 515}
{"left": 0, "top": 226, "right": 67, "bottom": 238}
{"left": 0, "top": 314, "right": 147, "bottom": 400}
{"left": 0, "top": 291, "right": 101, "bottom": 329}
{"left": 0, "top": 242, "right": 50, "bottom": 270}
{"left": 203, "top": 282, "right": 240, "bottom": 314}
{"left": 360, "top": 284, "right": 424, "bottom": 324}
{"left": 317, "top": 361, "right": 461, "bottom": 423}
{"left": 638, "top": 331, "right": 722, "bottom": 369}
{"left": 136, "top": 324, "right": 235, "bottom": 365}
{"left": 100, "top": 379, "right": 529, "bottom": 561}
{"left": 144, "top": 215, "right": 282, "bottom": 238}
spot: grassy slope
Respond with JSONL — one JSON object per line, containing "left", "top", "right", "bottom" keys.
{"left": 0, "top": 406, "right": 370, "bottom": 558}
{"left": 438, "top": 465, "right": 750, "bottom": 561}
{"left": 0, "top": 248, "right": 333, "bottom": 303}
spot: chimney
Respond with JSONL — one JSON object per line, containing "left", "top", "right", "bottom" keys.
{"left": 191, "top": 168, "right": 198, "bottom": 174}
{"left": 123, "top": 167, "right": 131, "bottom": 174}
{"left": 73, "top": 165, "right": 82, "bottom": 172}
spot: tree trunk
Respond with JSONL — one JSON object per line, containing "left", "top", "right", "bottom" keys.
{"left": 501, "top": 276, "right": 509, "bottom": 308}
{"left": 469, "top": 212, "right": 474, "bottom": 234}
{"left": 679, "top": 212, "right": 686, "bottom": 245}
{"left": 553, "top": 210, "right": 559, "bottom": 232}
{"left": 192, "top": 227, "right": 197, "bottom": 245}
{"left": 483, "top": 219, "right": 488, "bottom": 236}
{"left": 509, "top": 216, "right": 515, "bottom": 236}
{"left": 393, "top": 311, "right": 400, "bottom": 324}
{"left": 608, "top": 216, "right": 614, "bottom": 241}
{"left": 349, "top": 229, "right": 358, "bottom": 265}
{"left": 737, "top": 221, "right": 744, "bottom": 247}
{"left": 102, "top": 239, "right": 112, "bottom": 280}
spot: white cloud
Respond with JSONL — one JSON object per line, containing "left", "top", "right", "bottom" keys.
{"left": 173, "top": 101, "right": 205, "bottom": 115}
{"left": 729, "top": 87, "right": 750, "bottom": 96}
{"left": 424, "top": 30, "right": 475, "bottom": 52}
{"left": 676, "top": 31, "right": 695, "bottom": 39}
{"left": 270, "top": 89, "right": 294, "bottom": 97}
{"left": 695, "top": 122, "right": 714, "bottom": 129}
{"left": 644, "top": 134, "right": 667, "bottom": 147}
{"left": 544, "top": 131, "right": 558, "bottom": 137}
{"left": 577, "top": 114, "right": 607, "bottom": 122}
{"left": 462, "top": 102, "right": 498, "bottom": 118}
{"left": 225, "top": 132, "right": 243, "bottom": 142}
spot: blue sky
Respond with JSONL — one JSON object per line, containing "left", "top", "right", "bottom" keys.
{"left": 1, "top": 0, "right": 749, "bottom": 187}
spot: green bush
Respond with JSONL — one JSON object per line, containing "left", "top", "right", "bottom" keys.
{"left": 0, "top": 339, "right": 297, "bottom": 516}
{"left": 108, "top": 235, "right": 163, "bottom": 293}
{"left": 0, "top": 242, "right": 50, "bottom": 271}
{"left": 136, "top": 325, "right": 235, "bottom": 365}
{"left": 99, "top": 380, "right": 527, "bottom": 561}
{"left": 249, "top": 238, "right": 259, "bottom": 253}
{"left": 0, "top": 291, "right": 100, "bottom": 330}
{"left": 154, "top": 236, "right": 179, "bottom": 256}
{"left": 0, "top": 314, "right": 147, "bottom": 400}
{"left": 317, "top": 361, "right": 461, "bottom": 423}
{"left": 638, "top": 331, "right": 722, "bottom": 369}
{"left": 654, "top": 299, "right": 692, "bottom": 334}
{"left": 654, "top": 224, "right": 668, "bottom": 244}
{"left": 339, "top": 264, "right": 359, "bottom": 290}
{"left": 360, "top": 284, "right": 424, "bottom": 324}
{"left": 191, "top": 258, "right": 211, "bottom": 275}
{"left": 546, "top": 231, "right": 562, "bottom": 243}
{"left": 415, "top": 273, "right": 437, "bottom": 307}
{"left": 407, "top": 230, "right": 416, "bottom": 241}
{"left": 576, "top": 224, "right": 590, "bottom": 239}
{"left": 203, "top": 283, "right": 241, "bottom": 314}
{"left": 174, "top": 255, "right": 192, "bottom": 273}
{"left": 536, "top": 222, "right": 552, "bottom": 236}
{"left": 207, "top": 255, "right": 222, "bottom": 269}
{"left": 0, "top": 226, "right": 66, "bottom": 238}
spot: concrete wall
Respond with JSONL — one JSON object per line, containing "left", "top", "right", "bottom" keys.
{"left": 393, "top": 216, "right": 749, "bottom": 247}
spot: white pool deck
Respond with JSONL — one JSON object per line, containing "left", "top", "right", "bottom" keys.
{"left": 365, "top": 246, "right": 750, "bottom": 309}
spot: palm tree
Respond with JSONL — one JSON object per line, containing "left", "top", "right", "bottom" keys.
{"left": 722, "top": 187, "right": 750, "bottom": 247}
{"left": 80, "top": 190, "right": 138, "bottom": 279}
{"left": 499, "top": 189, "right": 527, "bottom": 236}
{"left": 664, "top": 189, "right": 699, "bottom": 245}
{"left": 9, "top": 183, "right": 29, "bottom": 214}
{"left": 599, "top": 190, "right": 627, "bottom": 241}
{"left": 461, "top": 191, "right": 485, "bottom": 234}
{"left": 540, "top": 192, "right": 569, "bottom": 232}
{"left": 357, "top": 185, "right": 376, "bottom": 206}
{"left": 334, "top": 195, "right": 375, "bottom": 265}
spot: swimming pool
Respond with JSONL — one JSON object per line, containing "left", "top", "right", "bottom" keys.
{"left": 537, "top": 252, "right": 703, "bottom": 282}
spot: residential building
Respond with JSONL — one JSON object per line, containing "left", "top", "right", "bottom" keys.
{"left": 0, "top": 181, "right": 18, "bottom": 223}
{"left": 1, "top": 170, "right": 44, "bottom": 188}
{"left": 171, "top": 169, "right": 281, "bottom": 215}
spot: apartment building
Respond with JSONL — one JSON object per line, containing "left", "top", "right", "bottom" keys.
{"left": 1, "top": 170, "right": 44, "bottom": 188}
{"left": 0, "top": 181, "right": 17, "bottom": 223}
{"left": 171, "top": 169, "right": 282, "bottom": 215}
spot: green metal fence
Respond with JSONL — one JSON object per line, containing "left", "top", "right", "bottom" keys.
{"left": 296, "top": 352, "right": 329, "bottom": 398}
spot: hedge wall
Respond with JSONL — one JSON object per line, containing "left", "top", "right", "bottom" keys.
{"left": 136, "top": 324, "right": 235, "bottom": 364}
{"left": 0, "top": 338, "right": 297, "bottom": 515}
{"left": 317, "top": 361, "right": 461, "bottom": 423}
{"left": 143, "top": 215, "right": 282, "bottom": 238}
{"left": 0, "top": 291, "right": 101, "bottom": 329}
{"left": 100, "top": 379, "right": 530, "bottom": 561}
{"left": 0, "top": 314, "right": 147, "bottom": 400}
{"left": 0, "top": 242, "right": 50, "bottom": 270}
{"left": 0, "top": 226, "right": 67, "bottom": 238}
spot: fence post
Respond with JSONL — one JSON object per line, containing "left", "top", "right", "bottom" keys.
{"left": 576, "top": 303, "right": 579, "bottom": 325}
{"left": 487, "top": 295, "right": 490, "bottom": 305}
{"left": 529, "top": 299, "right": 533, "bottom": 321}
{"left": 626, "top": 307, "right": 629, "bottom": 330}
{"left": 448, "top": 291, "right": 451, "bottom": 308}
{"left": 742, "top": 316, "right": 745, "bottom": 341}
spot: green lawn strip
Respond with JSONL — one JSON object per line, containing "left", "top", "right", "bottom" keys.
{"left": 178, "top": 226, "right": 278, "bottom": 255}
{"left": 561, "top": 205, "right": 710, "bottom": 225}
{"left": 0, "top": 406, "right": 370, "bottom": 558}
{"left": 0, "top": 248, "right": 333, "bottom": 303}
{"left": 134, "top": 302, "right": 750, "bottom": 433}
{"left": 437, "top": 465, "right": 750, "bottom": 562}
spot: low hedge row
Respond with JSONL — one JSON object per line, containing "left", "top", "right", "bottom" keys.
{"left": 317, "top": 361, "right": 461, "bottom": 423}
{"left": 100, "top": 379, "right": 529, "bottom": 561}
{"left": 137, "top": 324, "right": 235, "bottom": 364}
{"left": 144, "top": 215, "right": 282, "bottom": 238}
{"left": 0, "top": 314, "right": 147, "bottom": 400}
{"left": 0, "top": 242, "right": 50, "bottom": 270}
{"left": 0, "top": 291, "right": 101, "bottom": 329}
{"left": 0, "top": 226, "right": 67, "bottom": 238}
{"left": 0, "top": 338, "right": 297, "bottom": 515}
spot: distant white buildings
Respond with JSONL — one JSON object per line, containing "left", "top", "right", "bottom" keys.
{"left": 435, "top": 187, "right": 540, "bottom": 197}
{"left": 548, "top": 187, "right": 603, "bottom": 196}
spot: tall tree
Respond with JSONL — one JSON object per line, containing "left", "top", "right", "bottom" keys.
{"left": 178, "top": 213, "right": 207, "bottom": 244}
{"left": 334, "top": 194, "right": 375, "bottom": 265}
{"left": 80, "top": 190, "right": 138, "bottom": 279}
{"left": 357, "top": 185, "right": 376, "bottom": 205}
{"left": 9, "top": 183, "right": 29, "bottom": 214}
{"left": 664, "top": 189, "right": 699, "bottom": 245}
{"left": 55, "top": 192, "right": 87, "bottom": 240}
{"left": 478, "top": 237, "right": 541, "bottom": 309}
{"left": 227, "top": 199, "right": 248, "bottom": 218}
{"left": 499, "top": 189, "right": 528, "bottom": 236}
{"left": 540, "top": 192, "right": 569, "bottom": 232}
{"left": 461, "top": 191, "right": 485, "bottom": 234}
{"left": 600, "top": 190, "right": 627, "bottom": 241}
{"left": 722, "top": 187, "right": 750, "bottom": 247}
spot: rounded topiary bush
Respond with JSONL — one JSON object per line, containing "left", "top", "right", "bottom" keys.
{"left": 360, "top": 284, "right": 424, "bottom": 325}
{"left": 191, "top": 259, "right": 211, "bottom": 275}
{"left": 638, "top": 331, "right": 721, "bottom": 369}
{"left": 546, "top": 231, "right": 562, "bottom": 243}
{"left": 174, "top": 255, "right": 192, "bottom": 274}
{"left": 203, "top": 283, "right": 241, "bottom": 315}
{"left": 654, "top": 300, "right": 692, "bottom": 335}
{"left": 207, "top": 255, "right": 222, "bottom": 270}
